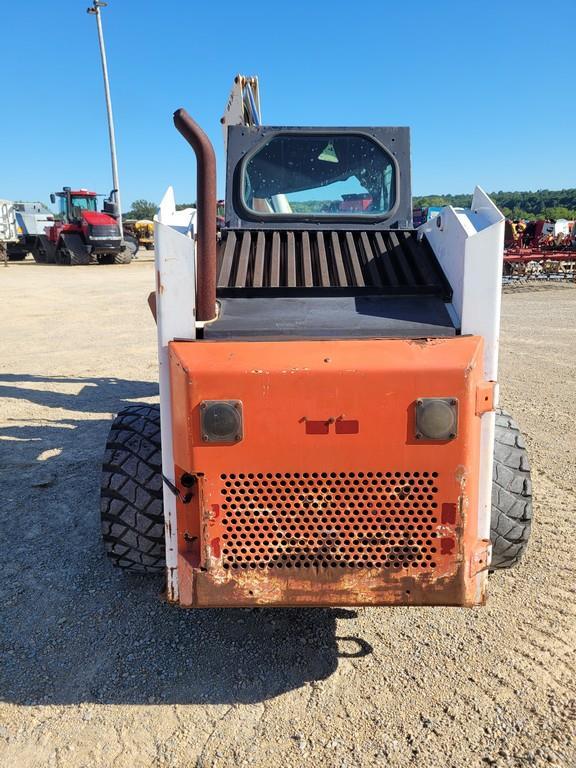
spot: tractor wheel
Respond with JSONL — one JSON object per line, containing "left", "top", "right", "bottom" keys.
{"left": 100, "top": 404, "right": 165, "bottom": 573}
{"left": 69, "top": 249, "right": 90, "bottom": 266}
{"left": 114, "top": 248, "right": 133, "bottom": 264}
{"left": 55, "top": 246, "right": 70, "bottom": 265}
{"left": 490, "top": 409, "right": 533, "bottom": 569}
{"left": 56, "top": 247, "right": 89, "bottom": 266}
{"left": 123, "top": 235, "right": 139, "bottom": 259}
{"left": 33, "top": 235, "right": 56, "bottom": 263}
{"left": 55, "top": 235, "right": 90, "bottom": 266}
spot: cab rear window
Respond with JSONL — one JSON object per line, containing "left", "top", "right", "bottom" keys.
{"left": 242, "top": 133, "right": 396, "bottom": 218}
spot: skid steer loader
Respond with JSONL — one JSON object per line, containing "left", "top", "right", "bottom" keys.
{"left": 100, "top": 77, "right": 532, "bottom": 608}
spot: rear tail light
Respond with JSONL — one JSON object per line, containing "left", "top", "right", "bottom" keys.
{"left": 415, "top": 398, "right": 458, "bottom": 441}
{"left": 200, "top": 400, "right": 243, "bottom": 443}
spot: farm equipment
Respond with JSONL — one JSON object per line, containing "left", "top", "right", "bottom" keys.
{"left": 133, "top": 219, "right": 155, "bottom": 250}
{"left": 123, "top": 219, "right": 154, "bottom": 250}
{"left": 4, "top": 202, "right": 54, "bottom": 261}
{"left": 100, "top": 76, "right": 533, "bottom": 608}
{"left": 0, "top": 199, "right": 18, "bottom": 266}
{"left": 38, "top": 187, "right": 134, "bottom": 265}
{"left": 503, "top": 217, "right": 576, "bottom": 281}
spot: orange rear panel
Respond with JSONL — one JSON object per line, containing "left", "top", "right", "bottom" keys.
{"left": 168, "top": 337, "right": 490, "bottom": 607}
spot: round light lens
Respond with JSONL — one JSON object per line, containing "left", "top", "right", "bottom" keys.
{"left": 416, "top": 399, "right": 457, "bottom": 440}
{"left": 201, "top": 401, "right": 242, "bottom": 442}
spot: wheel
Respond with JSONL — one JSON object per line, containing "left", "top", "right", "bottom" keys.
{"left": 490, "top": 408, "right": 533, "bottom": 569}
{"left": 55, "top": 246, "right": 71, "bottom": 265}
{"left": 33, "top": 235, "right": 56, "bottom": 263}
{"left": 56, "top": 246, "right": 90, "bottom": 265}
{"left": 113, "top": 248, "right": 132, "bottom": 264}
{"left": 145, "top": 243, "right": 154, "bottom": 250}
{"left": 55, "top": 235, "right": 90, "bottom": 265}
{"left": 100, "top": 404, "right": 165, "bottom": 573}
{"left": 122, "top": 235, "right": 139, "bottom": 259}
{"left": 6, "top": 250, "right": 27, "bottom": 261}
{"left": 69, "top": 249, "right": 90, "bottom": 266}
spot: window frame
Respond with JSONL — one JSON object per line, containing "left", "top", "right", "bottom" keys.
{"left": 233, "top": 129, "right": 403, "bottom": 226}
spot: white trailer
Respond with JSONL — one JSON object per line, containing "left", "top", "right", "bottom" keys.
{"left": 0, "top": 199, "right": 18, "bottom": 266}
{"left": 6, "top": 202, "right": 54, "bottom": 261}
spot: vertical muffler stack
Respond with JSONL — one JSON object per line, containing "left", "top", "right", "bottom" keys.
{"left": 173, "top": 109, "right": 217, "bottom": 322}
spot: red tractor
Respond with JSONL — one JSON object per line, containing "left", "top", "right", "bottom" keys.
{"left": 33, "top": 187, "right": 136, "bottom": 265}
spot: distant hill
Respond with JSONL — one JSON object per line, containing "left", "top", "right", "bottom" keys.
{"left": 413, "top": 189, "right": 576, "bottom": 221}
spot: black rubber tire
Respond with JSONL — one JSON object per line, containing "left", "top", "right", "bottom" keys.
{"left": 69, "top": 250, "right": 90, "bottom": 266}
{"left": 33, "top": 235, "right": 55, "bottom": 263}
{"left": 55, "top": 247, "right": 70, "bottom": 266}
{"left": 100, "top": 404, "right": 165, "bottom": 573}
{"left": 55, "top": 239, "right": 90, "bottom": 266}
{"left": 490, "top": 408, "right": 533, "bottom": 569}
{"left": 6, "top": 251, "right": 27, "bottom": 261}
{"left": 113, "top": 248, "right": 132, "bottom": 264}
{"left": 56, "top": 234, "right": 90, "bottom": 267}
{"left": 122, "top": 235, "right": 138, "bottom": 259}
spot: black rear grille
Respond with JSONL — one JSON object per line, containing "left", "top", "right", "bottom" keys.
{"left": 89, "top": 224, "right": 120, "bottom": 238}
{"left": 217, "top": 229, "right": 451, "bottom": 299}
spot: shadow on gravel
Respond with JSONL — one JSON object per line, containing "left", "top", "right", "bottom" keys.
{"left": 0, "top": 373, "right": 158, "bottom": 416}
{"left": 1, "top": 374, "right": 373, "bottom": 706}
{"left": 0, "top": 373, "right": 159, "bottom": 469}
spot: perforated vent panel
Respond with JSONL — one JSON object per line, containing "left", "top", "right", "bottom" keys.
{"left": 219, "top": 471, "right": 440, "bottom": 571}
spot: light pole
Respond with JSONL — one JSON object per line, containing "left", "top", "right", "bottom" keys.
{"left": 87, "top": 0, "right": 123, "bottom": 238}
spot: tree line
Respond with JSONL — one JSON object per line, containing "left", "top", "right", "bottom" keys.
{"left": 125, "top": 188, "right": 576, "bottom": 222}
{"left": 123, "top": 200, "right": 196, "bottom": 220}
{"left": 413, "top": 188, "right": 576, "bottom": 221}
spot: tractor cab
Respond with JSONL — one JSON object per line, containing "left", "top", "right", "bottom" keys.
{"left": 51, "top": 187, "right": 99, "bottom": 224}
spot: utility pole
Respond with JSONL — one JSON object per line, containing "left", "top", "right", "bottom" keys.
{"left": 87, "top": 0, "right": 123, "bottom": 238}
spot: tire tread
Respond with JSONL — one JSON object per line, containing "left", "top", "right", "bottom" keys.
{"left": 490, "top": 408, "right": 533, "bottom": 569}
{"left": 100, "top": 404, "right": 164, "bottom": 573}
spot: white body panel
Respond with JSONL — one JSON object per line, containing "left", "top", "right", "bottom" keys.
{"left": 154, "top": 187, "right": 196, "bottom": 602}
{"left": 0, "top": 199, "right": 17, "bottom": 243}
{"left": 419, "top": 187, "right": 504, "bottom": 553}
{"left": 16, "top": 210, "right": 52, "bottom": 237}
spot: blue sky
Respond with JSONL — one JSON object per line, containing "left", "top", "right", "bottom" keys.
{"left": 2, "top": 0, "right": 574, "bottom": 209}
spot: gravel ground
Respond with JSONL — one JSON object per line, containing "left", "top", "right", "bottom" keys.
{"left": 1, "top": 260, "right": 575, "bottom": 768}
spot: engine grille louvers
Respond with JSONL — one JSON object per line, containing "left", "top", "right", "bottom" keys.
{"left": 217, "top": 229, "right": 451, "bottom": 299}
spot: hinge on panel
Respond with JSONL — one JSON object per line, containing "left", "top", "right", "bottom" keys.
{"left": 475, "top": 381, "right": 497, "bottom": 415}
